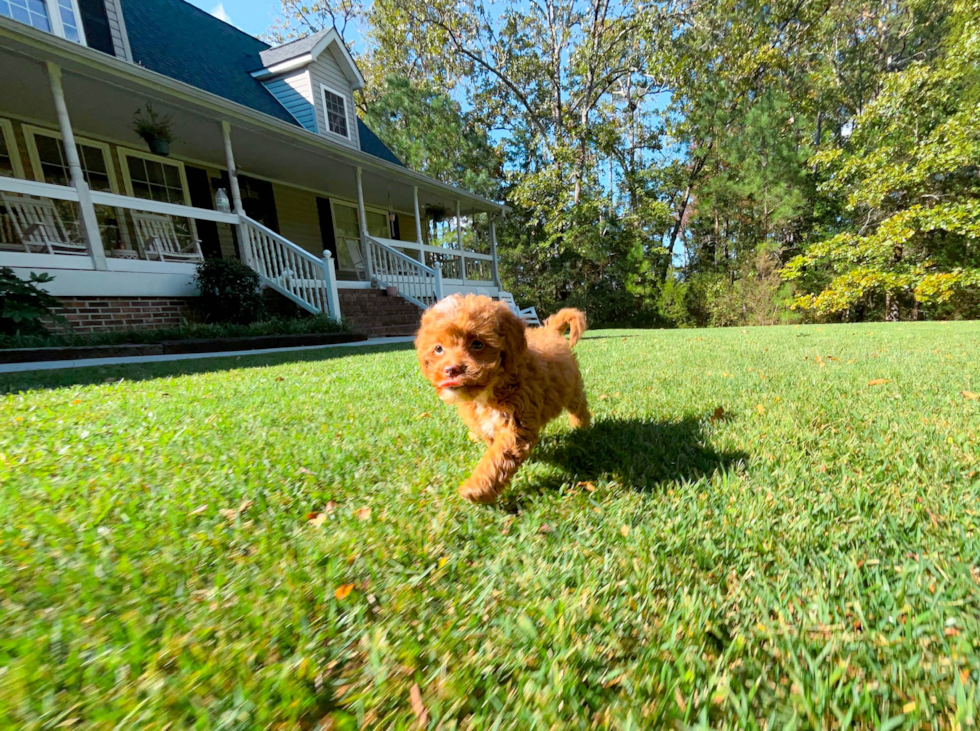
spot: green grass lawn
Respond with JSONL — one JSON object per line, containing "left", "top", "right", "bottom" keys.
{"left": 1, "top": 322, "right": 978, "bottom": 729}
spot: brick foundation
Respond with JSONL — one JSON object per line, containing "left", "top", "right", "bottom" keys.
{"left": 51, "top": 297, "right": 196, "bottom": 334}
{"left": 339, "top": 288, "right": 422, "bottom": 338}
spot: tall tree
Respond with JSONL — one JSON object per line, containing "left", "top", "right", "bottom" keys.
{"left": 784, "top": 0, "right": 980, "bottom": 320}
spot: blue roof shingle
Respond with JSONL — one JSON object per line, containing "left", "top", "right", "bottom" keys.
{"left": 121, "top": 0, "right": 403, "bottom": 166}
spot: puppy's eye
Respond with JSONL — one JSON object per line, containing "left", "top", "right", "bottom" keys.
{"left": 434, "top": 345, "right": 444, "bottom": 355}
{"left": 471, "top": 340, "right": 484, "bottom": 351}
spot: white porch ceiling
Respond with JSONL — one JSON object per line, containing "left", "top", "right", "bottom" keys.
{"left": 0, "top": 28, "right": 501, "bottom": 216}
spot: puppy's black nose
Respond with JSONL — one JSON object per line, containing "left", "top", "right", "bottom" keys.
{"left": 444, "top": 364, "right": 465, "bottom": 377}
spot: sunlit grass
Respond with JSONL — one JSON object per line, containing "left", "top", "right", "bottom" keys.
{"left": 1, "top": 322, "right": 978, "bottom": 729}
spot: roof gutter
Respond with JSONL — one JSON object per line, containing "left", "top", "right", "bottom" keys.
{"left": 0, "top": 18, "right": 505, "bottom": 213}
{"left": 250, "top": 55, "right": 314, "bottom": 80}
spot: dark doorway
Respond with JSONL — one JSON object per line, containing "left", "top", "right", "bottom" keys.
{"left": 239, "top": 175, "right": 279, "bottom": 232}
{"left": 316, "top": 197, "right": 336, "bottom": 258}
{"left": 185, "top": 165, "right": 222, "bottom": 259}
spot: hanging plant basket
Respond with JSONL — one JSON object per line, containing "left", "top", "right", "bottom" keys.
{"left": 146, "top": 137, "right": 171, "bottom": 156}
{"left": 425, "top": 204, "right": 449, "bottom": 224}
{"left": 132, "top": 103, "right": 175, "bottom": 157}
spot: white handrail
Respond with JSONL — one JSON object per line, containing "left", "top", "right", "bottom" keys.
{"left": 365, "top": 235, "right": 442, "bottom": 308}
{"left": 371, "top": 235, "right": 494, "bottom": 262}
{"left": 0, "top": 176, "right": 80, "bottom": 202}
{"left": 240, "top": 215, "right": 339, "bottom": 319}
{"left": 91, "top": 190, "right": 240, "bottom": 224}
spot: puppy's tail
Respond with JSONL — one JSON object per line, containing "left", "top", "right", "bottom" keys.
{"left": 544, "top": 308, "right": 587, "bottom": 347}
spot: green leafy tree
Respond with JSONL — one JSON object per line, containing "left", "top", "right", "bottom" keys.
{"left": 360, "top": 76, "right": 501, "bottom": 199}
{"left": 784, "top": 1, "right": 980, "bottom": 320}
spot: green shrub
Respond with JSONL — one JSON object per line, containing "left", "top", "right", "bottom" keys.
{"left": 0, "top": 267, "right": 63, "bottom": 336}
{"left": 0, "top": 315, "right": 351, "bottom": 350}
{"left": 194, "top": 259, "right": 265, "bottom": 325}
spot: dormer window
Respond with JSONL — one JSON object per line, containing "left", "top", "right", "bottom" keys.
{"left": 1, "top": 0, "right": 86, "bottom": 43}
{"left": 321, "top": 86, "right": 349, "bottom": 139}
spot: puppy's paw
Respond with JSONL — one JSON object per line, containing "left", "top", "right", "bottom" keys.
{"left": 458, "top": 479, "right": 499, "bottom": 504}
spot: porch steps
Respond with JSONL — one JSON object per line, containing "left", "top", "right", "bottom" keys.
{"left": 339, "top": 289, "right": 422, "bottom": 338}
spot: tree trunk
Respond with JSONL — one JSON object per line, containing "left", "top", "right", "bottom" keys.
{"left": 885, "top": 293, "right": 900, "bottom": 322}
{"left": 662, "top": 185, "right": 692, "bottom": 281}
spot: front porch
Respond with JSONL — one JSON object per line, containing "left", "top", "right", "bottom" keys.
{"left": 0, "top": 18, "right": 504, "bottom": 335}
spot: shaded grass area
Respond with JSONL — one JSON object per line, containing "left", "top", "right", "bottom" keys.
{"left": 1, "top": 322, "right": 978, "bottom": 729}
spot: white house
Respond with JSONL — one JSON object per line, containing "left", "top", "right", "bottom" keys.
{"left": 0, "top": 0, "right": 504, "bottom": 336}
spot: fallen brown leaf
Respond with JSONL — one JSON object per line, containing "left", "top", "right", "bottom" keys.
{"left": 356, "top": 507, "right": 372, "bottom": 521}
{"left": 575, "top": 481, "right": 596, "bottom": 492}
{"left": 188, "top": 505, "right": 207, "bottom": 516}
{"left": 538, "top": 524, "right": 553, "bottom": 534}
{"left": 867, "top": 378, "right": 892, "bottom": 386}
{"left": 711, "top": 406, "right": 725, "bottom": 422}
{"left": 334, "top": 583, "right": 354, "bottom": 600}
{"left": 324, "top": 500, "right": 338, "bottom": 513}
{"left": 755, "top": 404, "right": 765, "bottom": 414}
{"left": 409, "top": 683, "right": 428, "bottom": 728}
{"left": 298, "top": 467, "right": 314, "bottom": 475}
{"left": 675, "top": 687, "right": 687, "bottom": 712}
{"left": 620, "top": 525, "right": 630, "bottom": 537}
{"left": 962, "top": 391, "right": 979, "bottom": 400}
{"left": 238, "top": 500, "right": 253, "bottom": 514}
{"left": 275, "top": 376, "right": 284, "bottom": 382}
{"left": 307, "top": 512, "right": 327, "bottom": 528}
{"left": 219, "top": 508, "right": 238, "bottom": 521}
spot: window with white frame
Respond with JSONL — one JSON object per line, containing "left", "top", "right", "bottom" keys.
{"left": 119, "top": 150, "right": 189, "bottom": 205}
{"left": 24, "top": 126, "right": 115, "bottom": 192}
{"left": 20, "top": 126, "right": 121, "bottom": 246}
{"left": 0, "top": 0, "right": 86, "bottom": 44}
{"left": 321, "top": 86, "right": 349, "bottom": 139}
{"left": 118, "top": 149, "right": 196, "bottom": 256}
{"left": 0, "top": 119, "right": 24, "bottom": 178}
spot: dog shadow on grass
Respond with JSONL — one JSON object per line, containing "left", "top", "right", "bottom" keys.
{"left": 522, "top": 416, "right": 748, "bottom": 500}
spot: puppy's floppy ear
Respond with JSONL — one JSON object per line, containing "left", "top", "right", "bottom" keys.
{"left": 496, "top": 302, "right": 527, "bottom": 366}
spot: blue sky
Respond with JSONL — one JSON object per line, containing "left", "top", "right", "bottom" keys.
{"left": 188, "top": 0, "right": 279, "bottom": 38}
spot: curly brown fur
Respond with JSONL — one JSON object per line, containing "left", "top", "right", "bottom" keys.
{"left": 415, "top": 294, "right": 589, "bottom": 503}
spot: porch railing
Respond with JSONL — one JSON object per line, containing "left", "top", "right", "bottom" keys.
{"left": 239, "top": 215, "right": 340, "bottom": 319}
{"left": 365, "top": 235, "right": 443, "bottom": 309}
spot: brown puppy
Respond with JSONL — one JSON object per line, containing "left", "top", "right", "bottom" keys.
{"left": 415, "top": 294, "right": 589, "bottom": 503}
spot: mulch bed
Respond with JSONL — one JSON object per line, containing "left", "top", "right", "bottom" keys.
{"left": 0, "top": 332, "right": 368, "bottom": 364}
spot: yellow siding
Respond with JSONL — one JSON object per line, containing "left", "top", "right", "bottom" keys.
{"left": 273, "top": 183, "right": 323, "bottom": 256}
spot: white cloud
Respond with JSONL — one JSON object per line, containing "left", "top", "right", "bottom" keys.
{"left": 210, "top": 3, "right": 232, "bottom": 24}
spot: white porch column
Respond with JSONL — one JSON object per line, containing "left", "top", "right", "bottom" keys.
{"left": 489, "top": 215, "right": 501, "bottom": 289}
{"left": 456, "top": 201, "right": 466, "bottom": 284}
{"left": 322, "top": 250, "right": 342, "bottom": 321}
{"left": 220, "top": 121, "right": 252, "bottom": 265}
{"left": 413, "top": 185, "right": 423, "bottom": 244}
{"left": 46, "top": 62, "right": 107, "bottom": 271}
{"left": 433, "top": 261, "right": 444, "bottom": 301}
{"left": 455, "top": 201, "right": 463, "bottom": 250}
{"left": 221, "top": 121, "right": 245, "bottom": 215}
{"left": 355, "top": 166, "right": 373, "bottom": 280}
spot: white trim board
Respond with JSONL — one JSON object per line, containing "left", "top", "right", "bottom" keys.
{"left": 6, "top": 265, "right": 197, "bottom": 296}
